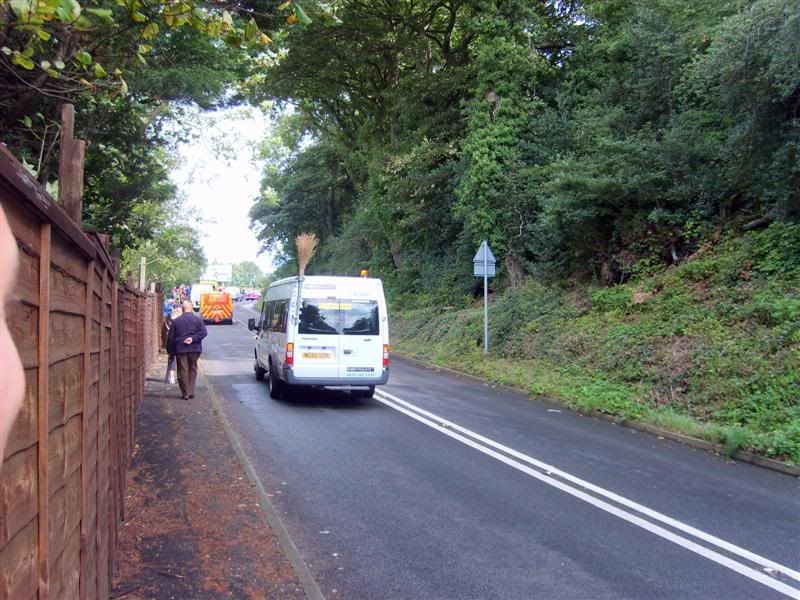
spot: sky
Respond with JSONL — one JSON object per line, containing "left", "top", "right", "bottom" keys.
{"left": 171, "top": 105, "right": 276, "bottom": 275}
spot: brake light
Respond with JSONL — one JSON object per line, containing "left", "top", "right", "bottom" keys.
{"left": 383, "top": 344, "right": 390, "bottom": 367}
{"left": 285, "top": 343, "right": 294, "bottom": 366}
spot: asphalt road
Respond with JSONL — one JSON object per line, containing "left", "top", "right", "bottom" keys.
{"left": 199, "top": 303, "right": 800, "bottom": 599}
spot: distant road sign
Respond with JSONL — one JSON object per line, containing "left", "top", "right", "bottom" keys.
{"left": 202, "top": 263, "right": 233, "bottom": 282}
{"left": 473, "top": 241, "right": 496, "bottom": 277}
{"left": 474, "top": 240, "right": 495, "bottom": 354}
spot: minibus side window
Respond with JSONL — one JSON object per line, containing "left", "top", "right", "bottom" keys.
{"left": 342, "top": 301, "right": 379, "bottom": 335}
{"left": 269, "top": 300, "right": 283, "bottom": 331}
{"left": 274, "top": 300, "right": 288, "bottom": 333}
{"left": 264, "top": 301, "right": 275, "bottom": 331}
{"left": 299, "top": 300, "right": 338, "bottom": 334}
{"left": 259, "top": 300, "right": 270, "bottom": 330}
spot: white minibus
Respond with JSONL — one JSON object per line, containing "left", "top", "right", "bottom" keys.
{"left": 248, "top": 275, "right": 390, "bottom": 399}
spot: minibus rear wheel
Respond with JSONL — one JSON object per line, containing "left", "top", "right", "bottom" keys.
{"left": 268, "top": 361, "right": 285, "bottom": 399}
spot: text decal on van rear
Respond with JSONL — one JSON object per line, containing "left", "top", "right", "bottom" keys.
{"left": 347, "top": 367, "right": 375, "bottom": 372}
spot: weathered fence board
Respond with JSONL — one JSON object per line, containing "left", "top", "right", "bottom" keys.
{"left": 1, "top": 132, "right": 160, "bottom": 599}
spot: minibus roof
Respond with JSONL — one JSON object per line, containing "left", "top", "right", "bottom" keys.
{"left": 268, "top": 275, "right": 384, "bottom": 296}
{"left": 270, "top": 275, "right": 383, "bottom": 286}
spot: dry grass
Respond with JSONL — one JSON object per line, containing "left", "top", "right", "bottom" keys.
{"left": 295, "top": 232, "right": 318, "bottom": 276}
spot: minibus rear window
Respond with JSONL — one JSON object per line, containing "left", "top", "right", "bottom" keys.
{"left": 342, "top": 301, "right": 379, "bottom": 336}
{"left": 299, "top": 300, "right": 338, "bottom": 334}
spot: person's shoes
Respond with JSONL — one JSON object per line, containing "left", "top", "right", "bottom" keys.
{"left": 188, "top": 395, "right": 194, "bottom": 399}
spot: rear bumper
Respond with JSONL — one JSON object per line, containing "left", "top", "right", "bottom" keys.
{"left": 283, "top": 366, "right": 389, "bottom": 387}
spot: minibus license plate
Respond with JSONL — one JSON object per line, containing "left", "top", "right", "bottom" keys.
{"left": 303, "top": 351, "right": 332, "bottom": 359}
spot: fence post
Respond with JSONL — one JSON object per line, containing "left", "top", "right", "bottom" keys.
{"left": 79, "top": 261, "right": 92, "bottom": 599}
{"left": 98, "top": 266, "right": 108, "bottom": 598}
{"left": 37, "top": 223, "right": 51, "bottom": 599}
{"left": 58, "top": 104, "right": 86, "bottom": 224}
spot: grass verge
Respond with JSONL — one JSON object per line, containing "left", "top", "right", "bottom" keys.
{"left": 390, "top": 223, "right": 800, "bottom": 465}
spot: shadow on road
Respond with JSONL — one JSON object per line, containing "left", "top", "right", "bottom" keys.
{"left": 275, "top": 387, "right": 377, "bottom": 410}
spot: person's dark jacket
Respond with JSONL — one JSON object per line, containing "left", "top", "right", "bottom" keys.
{"left": 167, "top": 312, "right": 208, "bottom": 355}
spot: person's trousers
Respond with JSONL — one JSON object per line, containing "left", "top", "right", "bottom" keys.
{"left": 176, "top": 352, "right": 200, "bottom": 398}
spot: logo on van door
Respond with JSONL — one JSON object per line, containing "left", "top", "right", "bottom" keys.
{"left": 347, "top": 367, "right": 375, "bottom": 372}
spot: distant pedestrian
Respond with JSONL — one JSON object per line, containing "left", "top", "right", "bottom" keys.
{"left": 166, "top": 300, "right": 208, "bottom": 399}
{"left": 163, "top": 305, "right": 182, "bottom": 383}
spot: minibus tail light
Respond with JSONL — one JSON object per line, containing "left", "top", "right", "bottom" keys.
{"left": 383, "top": 344, "right": 390, "bottom": 367}
{"left": 286, "top": 343, "right": 294, "bottom": 366}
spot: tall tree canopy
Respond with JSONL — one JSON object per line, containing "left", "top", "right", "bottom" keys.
{"left": 1, "top": 0, "right": 328, "bottom": 255}
{"left": 250, "top": 0, "right": 799, "bottom": 302}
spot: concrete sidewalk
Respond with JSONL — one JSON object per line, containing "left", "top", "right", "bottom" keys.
{"left": 112, "top": 354, "right": 305, "bottom": 599}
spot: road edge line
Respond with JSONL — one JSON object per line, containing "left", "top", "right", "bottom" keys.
{"left": 199, "top": 367, "right": 325, "bottom": 600}
{"left": 389, "top": 352, "right": 800, "bottom": 477}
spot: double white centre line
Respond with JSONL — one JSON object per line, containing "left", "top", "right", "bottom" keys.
{"left": 374, "top": 389, "right": 800, "bottom": 598}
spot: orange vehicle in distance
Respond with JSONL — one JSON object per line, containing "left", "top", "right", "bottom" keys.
{"left": 199, "top": 291, "right": 233, "bottom": 325}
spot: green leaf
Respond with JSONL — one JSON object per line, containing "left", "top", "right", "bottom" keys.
{"left": 54, "top": 59, "right": 66, "bottom": 69}
{"left": 36, "top": 30, "right": 52, "bottom": 41}
{"left": 1, "top": 47, "right": 11, "bottom": 56}
{"left": 46, "top": 68, "right": 60, "bottom": 78}
{"left": 41, "top": 60, "right": 51, "bottom": 70}
{"left": 142, "top": 22, "right": 159, "bottom": 39}
{"left": 11, "top": 52, "right": 35, "bottom": 70}
{"left": 131, "top": 10, "right": 146, "bottom": 22}
{"left": 294, "top": 4, "right": 311, "bottom": 25}
{"left": 76, "top": 50, "right": 92, "bottom": 65}
{"left": 119, "top": 77, "right": 128, "bottom": 95}
{"left": 55, "top": 0, "right": 81, "bottom": 22}
{"left": 10, "top": 0, "right": 34, "bottom": 18}
{"left": 94, "top": 63, "right": 107, "bottom": 78}
{"left": 245, "top": 18, "right": 258, "bottom": 41}
{"left": 74, "top": 15, "right": 93, "bottom": 30}
{"left": 221, "top": 10, "right": 233, "bottom": 26}
{"left": 85, "top": 7, "right": 113, "bottom": 19}
{"left": 277, "top": 1, "right": 291, "bottom": 10}
{"left": 22, "top": 116, "right": 32, "bottom": 128}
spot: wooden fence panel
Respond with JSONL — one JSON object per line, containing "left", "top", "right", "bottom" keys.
{"left": 0, "top": 139, "right": 160, "bottom": 599}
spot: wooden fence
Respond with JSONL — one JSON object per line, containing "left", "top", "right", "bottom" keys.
{"left": 0, "top": 120, "right": 160, "bottom": 598}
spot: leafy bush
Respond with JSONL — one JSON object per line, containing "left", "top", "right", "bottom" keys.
{"left": 391, "top": 225, "right": 800, "bottom": 464}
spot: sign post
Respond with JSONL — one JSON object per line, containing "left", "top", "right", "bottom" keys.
{"left": 473, "top": 241, "right": 496, "bottom": 354}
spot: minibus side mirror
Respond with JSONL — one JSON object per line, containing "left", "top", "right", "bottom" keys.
{"left": 247, "top": 318, "right": 256, "bottom": 331}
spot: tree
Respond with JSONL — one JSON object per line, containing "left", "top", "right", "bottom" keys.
{"left": 232, "top": 261, "right": 266, "bottom": 287}
{"left": 121, "top": 213, "right": 206, "bottom": 288}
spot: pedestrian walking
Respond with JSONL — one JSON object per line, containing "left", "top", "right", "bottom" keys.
{"left": 162, "top": 305, "right": 182, "bottom": 383}
{"left": 166, "top": 300, "right": 208, "bottom": 399}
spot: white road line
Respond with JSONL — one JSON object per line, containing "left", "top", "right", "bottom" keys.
{"left": 374, "top": 390, "right": 800, "bottom": 598}
{"left": 377, "top": 389, "right": 800, "bottom": 583}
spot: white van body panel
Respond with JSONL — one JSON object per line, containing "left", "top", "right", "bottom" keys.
{"left": 253, "top": 276, "right": 389, "bottom": 389}
{"left": 190, "top": 283, "right": 214, "bottom": 311}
